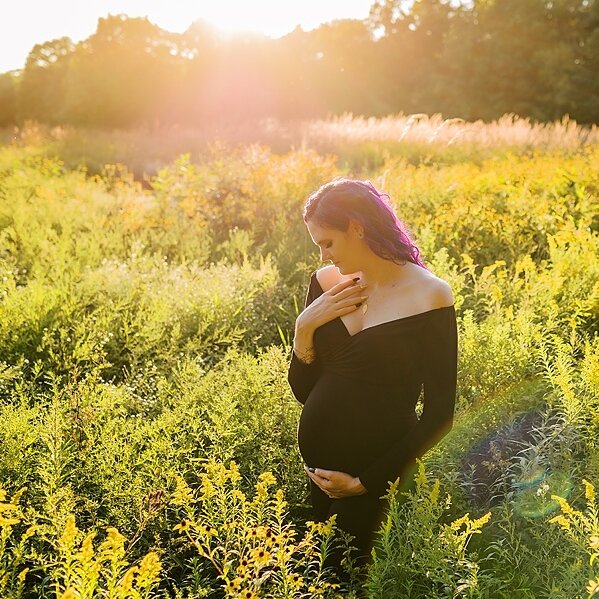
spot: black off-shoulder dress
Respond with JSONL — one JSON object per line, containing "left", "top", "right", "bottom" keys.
{"left": 287, "top": 270, "right": 458, "bottom": 560}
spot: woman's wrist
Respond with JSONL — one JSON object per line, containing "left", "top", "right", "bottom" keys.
{"left": 293, "top": 321, "right": 317, "bottom": 365}
{"left": 293, "top": 345, "right": 316, "bottom": 365}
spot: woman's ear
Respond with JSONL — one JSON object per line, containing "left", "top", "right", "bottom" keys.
{"left": 349, "top": 219, "right": 364, "bottom": 239}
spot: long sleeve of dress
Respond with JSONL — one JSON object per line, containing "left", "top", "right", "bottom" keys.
{"left": 287, "top": 272, "right": 322, "bottom": 405}
{"left": 357, "top": 306, "right": 458, "bottom": 497}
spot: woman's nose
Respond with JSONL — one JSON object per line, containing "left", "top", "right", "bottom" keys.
{"left": 320, "top": 248, "right": 331, "bottom": 262}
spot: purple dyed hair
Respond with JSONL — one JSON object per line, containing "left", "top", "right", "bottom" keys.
{"left": 303, "top": 178, "right": 427, "bottom": 269}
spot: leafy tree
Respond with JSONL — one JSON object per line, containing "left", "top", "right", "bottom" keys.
{"left": 0, "top": 72, "right": 17, "bottom": 126}
{"left": 18, "top": 37, "right": 75, "bottom": 123}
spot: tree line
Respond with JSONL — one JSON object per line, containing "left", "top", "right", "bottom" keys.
{"left": 0, "top": 0, "right": 597, "bottom": 127}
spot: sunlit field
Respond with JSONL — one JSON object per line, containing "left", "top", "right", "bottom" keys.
{"left": 3, "top": 112, "right": 598, "bottom": 181}
{"left": 0, "top": 115, "right": 598, "bottom": 598}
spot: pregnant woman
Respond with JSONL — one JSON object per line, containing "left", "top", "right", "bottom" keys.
{"left": 287, "top": 178, "right": 458, "bottom": 569}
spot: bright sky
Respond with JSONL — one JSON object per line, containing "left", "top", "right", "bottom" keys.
{"left": 1, "top": 0, "right": 375, "bottom": 73}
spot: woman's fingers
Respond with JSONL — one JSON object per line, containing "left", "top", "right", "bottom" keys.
{"left": 304, "top": 465, "right": 332, "bottom": 494}
{"left": 328, "top": 281, "right": 367, "bottom": 310}
{"left": 328, "top": 277, "right": 366, "bottom": 299}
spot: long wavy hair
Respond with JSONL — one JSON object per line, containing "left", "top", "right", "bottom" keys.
{"left": 303, "top": 178, "right": 427, "bottom": 269}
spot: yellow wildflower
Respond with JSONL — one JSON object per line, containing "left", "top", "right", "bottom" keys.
{"left": 549, "top": 514, "right": 571, "bottom": 530}
{"left": 232, "top": 490, "right": 246, "bottom": 502}
{"left": 258, "top": 472, "right": 276, "bottom": 487}
{"left": 308, "top": 585, "right": 325, "bottom": 596}
{"left": 587, "top": 578, "right": 599, "bottom": 596}
{"left": 288, "top": 572, "right": 303, "bottom": 589}
{"left": 589, "top": 536, "right": 599, "bottom": 550}
{"left": 137, "top": 552, "right": 161, "bottom": 588}
{"left": 225, "top": 576, "right": 242, "bottom": 593}
{"left": 172, "top": 476, "right": 195, "bottom": 505}
{"left": 117, "top": 566, "right": 137, "bottom": 595}
{"left": 471, "top": 512, "right": 492, "bottom": 530}
{"left": 551, "top": 495, "right": 575, "bottom": 516}
{"left": 583, "top": 479, "right": 596, "bottom": 503}
{"left": 174, "top": 519, "right": 192, "bottom": 533}
{"left": 450, "top": 514, "right": 470, "bottom": 531}
{"left": 77, "top": 532, "right": 97, "bottom": 564}
{"left": 250, "top": 547, "right": 271, "bottom": 564}
{"left": 59, "top": 515, "right": 78, "bottom": 549}
{"left": 199, "top": 523, "right": 217, "bottom": 537}
{"left": 200, "top": 475, "right": 215, "bottom": 500}
{"left": 17, "top": 568, "right": 29, "bottom": 583}
{"left": 228, "top": 461, "right": 241, "bottom": 485}
{"left": 100, "top": 527, "right": 126, "bottom": 557}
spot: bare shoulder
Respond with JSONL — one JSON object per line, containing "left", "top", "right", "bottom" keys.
{"left": 421, "top": 273, "right": 454, "bottom": 309}
{"left": 315, "top": 265, "right": 346, "bottom": 292}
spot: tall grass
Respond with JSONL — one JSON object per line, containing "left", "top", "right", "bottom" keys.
{"left": 3, "top": 112, "right": 598, "bottom": 178}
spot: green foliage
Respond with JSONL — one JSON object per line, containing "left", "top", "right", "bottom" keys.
{"left": 367, "top": 461, "right": 492, "bottom": 598}
{"left": 0, "top": 134, "right": 597, "bottom": 597}
{"left": 549, "top": 480, "right": 599, "bottom": 599}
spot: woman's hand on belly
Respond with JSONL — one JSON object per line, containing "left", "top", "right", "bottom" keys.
{"left": 304, "top": 466, "right": 367, "bottom": 499}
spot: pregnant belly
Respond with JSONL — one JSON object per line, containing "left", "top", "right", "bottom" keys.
{"left": 298, "top": 373, "right": 417, "bottom": 473}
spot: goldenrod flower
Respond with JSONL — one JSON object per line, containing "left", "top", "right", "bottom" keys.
{"left": 99, "top": 527, "right": 126, "bottom": 559}
{"left": 228, "top": 461, "right": 241, "bottom": 485}
{"left": 471, "top": 512, "right": 492, "bottom": 530}
{"left": 77, "top": 532, "right": 97, "bottom": 564}
{"left": 200, "top": 476, "right": 216, "bottom": 500}
{"left": 59, "top": 515, "right": 78, "bottom": 549}
{"left": 549, "top": 514, "right": 571, "bottom": 530}
{"left": 551, "top": 495, "right": 575, "bottom": 516}
{"left": 258, "top": 472, "right": 276, "bottom": 487}
{"left": 450, "top": 514, "right": 470, "bottom": 531}
{"left": 232, "top": 490, "right": 246, "bottom": 502}
{"left": 172, "top": 476, "right": 195, "bottom": 505}
{"left": 583, "top": 479, "right": 596, "bottom": 503}
{"left": 137, "top": 552, "right": 161, "bottom": 588}
{"left": 118, "top": 566, "right": 137, "bottom": 594}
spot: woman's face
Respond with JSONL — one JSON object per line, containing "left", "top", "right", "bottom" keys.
{"left": 305, "top": 219, "right": 363, "bottom": 274}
